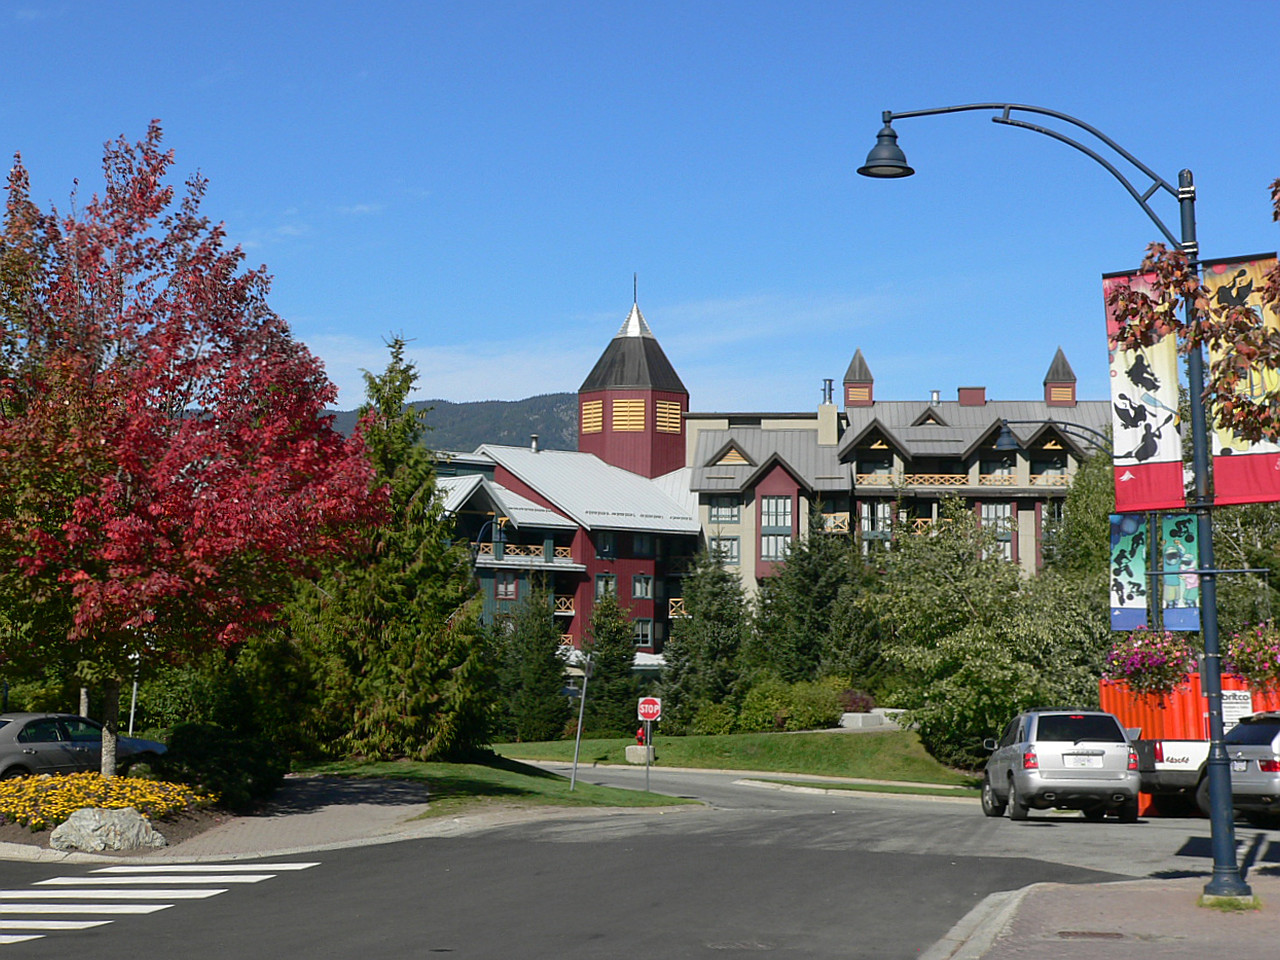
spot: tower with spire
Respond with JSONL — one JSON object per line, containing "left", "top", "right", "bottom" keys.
{"left": 577, "top": 301, "right": 689, "bottom": 478}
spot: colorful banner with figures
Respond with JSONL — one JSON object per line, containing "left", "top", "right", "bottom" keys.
{"left": 1104, "top": 270, "right": 1185, "bottom": 512}
{"left": 1110, "top": 514, "right": 1148, "bottom": 631}
{"left": 1160, "top": 514, "right": 1200, "bottom": 631}
{"left": 1203, "top": 253, "right": 1280, "bottom": 506}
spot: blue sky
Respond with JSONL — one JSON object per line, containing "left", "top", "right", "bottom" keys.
{"left": 3, "top": 1, "right": 1278, "bottom": 412}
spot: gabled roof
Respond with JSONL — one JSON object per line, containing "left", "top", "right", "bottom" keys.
{"left": 839, "top": 399, "right": 1110, "bottom": 461}
{"left": 437, "top": 474, "right": 578, "bottom": 530}
{"left": 690, "top": 428, "right": 852, "bottom": 493}
{"left": 578, "top": 303, "right": 688, "bottom": 394}
{"left": 1044, "top": 347, "right": 1077, "bottom": 384}
{"left": 476, "top": 444, "right": 700, "bottom": 534}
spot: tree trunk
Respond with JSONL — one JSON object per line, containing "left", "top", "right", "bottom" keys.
{"left": 101, "top": 678, "right": 121, "bottom": 778}
{"left": 79, "top": 686, "right": 89, "bottom": 717}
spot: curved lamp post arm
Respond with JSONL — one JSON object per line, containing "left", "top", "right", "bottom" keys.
{"left": 997, "top": 418, "right": 1113, "bottom": 454}
{"left": 866, "top": 103, "right": 1188, "bottom": 251}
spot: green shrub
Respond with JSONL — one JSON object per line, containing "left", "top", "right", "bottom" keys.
{"left": 785, "top": 677, "right": 844, "bottom": 731}
{"left": 737, "top": 676, "right": 791, "bottom": 732}
{"left": 689, "top": 700, "right": 737, "bottom": 735}
{"left": 158, "top": 722, "right": 287, "bottom": 812}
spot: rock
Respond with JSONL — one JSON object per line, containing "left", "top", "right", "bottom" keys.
{"left": 50, "top": 807, "right": 168, "bottom": 852}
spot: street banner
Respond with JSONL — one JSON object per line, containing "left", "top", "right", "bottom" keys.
{"left": 1203, "top": 253, "right": 1280, "bottom": 506}
{"left": 1104, "top": 270, "right": 1185, "bottom": 512}
{"left": 1160, "top": 514, "right": 1200, "bottom": 631}
{"left": 1110, "top": 513, "right": 1148, "bottom": 631}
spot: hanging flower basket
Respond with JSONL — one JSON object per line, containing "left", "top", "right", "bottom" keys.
{"left": 1225, "top": 622, "right": 1280, "bottom": 691}
{"left": 1104, "top": 629, "right": 1196, "bottom": 700}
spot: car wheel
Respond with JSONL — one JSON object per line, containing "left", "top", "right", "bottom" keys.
{"left": 1082, "top": 805, "right": 1107, "bottom": 821}
{"left": 1007, "top": 777, "right": 1029, "bottom": 821}
{"left": 1117, "top": 798, "right": 1139, "bottom": 823}
{"left": 1195, "top": 776, "right": 1213, "bottom": 817}
{"left": 0, "top": 766, "right": 30, "bottom": 780}
{"left": 981, "top": 775, "right": 1006, "bottom": 817}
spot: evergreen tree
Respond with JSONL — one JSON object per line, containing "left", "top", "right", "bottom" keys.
{"left": 581, "top": 593, "right": 638, "bottom": 736}
{"left": 661, "top": 548, "right": 749, "bottom": 730}
{"left": 291, "top": 339, "right": 495, "bottom": 760}
{"left": 1043, "top": 446, "right": 1114, "bottom": 581}
{"left": 499, "top": 587, "right": 572, "bottom": 742}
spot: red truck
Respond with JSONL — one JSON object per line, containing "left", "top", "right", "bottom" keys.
{"left": 1100, "top": 674, "right": 1280, "bottom": 815}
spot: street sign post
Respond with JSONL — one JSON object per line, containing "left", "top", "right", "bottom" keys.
{"left": 637, "top": 698, "right": 661, "bottom": 791}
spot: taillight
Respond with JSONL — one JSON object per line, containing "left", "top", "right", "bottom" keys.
{"left": 1022, "top": 749, "right": 1038, "bottom": 770}
{"left": 1260, "top": 759, "right": 1280, "bottom": 773}
{"left": 1128, "top": 748, "right": 1139, "bottom": 771}
{"left": 1153, "top": 742, "right": 1164, "bottom": 763}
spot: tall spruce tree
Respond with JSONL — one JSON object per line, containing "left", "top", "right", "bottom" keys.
{"left": 581, "top": 593, "right": 639, "bottom": 736}
{"left": 290, "top": 339, "right": 495, "bottom": 759}
{"left": 499, "top": 587, "right": 572, "bottom": 742}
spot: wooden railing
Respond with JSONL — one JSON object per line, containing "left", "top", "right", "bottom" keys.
{"left": 1030, "top": 474, "right": 1070, "bottom": 486}
{"left": 669, "top": 598, "right": 689, "bottom": 618}
{"left": 502, "top": 544, "right": 540, "bottom": 558}
{"left": 554, "top": 546, "right": 573, "bottom": 559}
{"left": 559, "top": 634, "right": 574, "bottom": 646}
{"left": 554, "top": 596, "right": 575, "bottom": 615}
{"left": 821, "top": 512, "right": 850, "bottom": 533}
{"left": 978, "top": 475, "right": 1016, "bottom": 486}
{"left": 475, "top": 542, "right": 494, "bottom": 556}
{"left": 474, "top": 542, "right": 576, "bottom": 561}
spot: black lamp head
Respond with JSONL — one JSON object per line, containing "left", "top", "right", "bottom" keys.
{"left": 858, "top": 120, "right": 914, "bottom": 179}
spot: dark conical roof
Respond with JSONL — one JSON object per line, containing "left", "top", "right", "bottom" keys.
{"left": 578, "top": 304, "right": 688, "bottom": 394}
{"left": 1043, "top": 347, "right": 1076, "bottom": 384}
{"left": 844, "top": 348, "right": 873, "bottom": 382}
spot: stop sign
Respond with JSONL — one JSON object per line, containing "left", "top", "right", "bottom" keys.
{"left": 637, "top": 697, "right": 662, "bottom": 722}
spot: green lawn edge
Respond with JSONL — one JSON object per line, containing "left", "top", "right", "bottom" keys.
{"left": 494, "top": 729, "right": 976, "bottom": 786}
{"left": 295, "top": 755, "right": 698, "bottom": 818}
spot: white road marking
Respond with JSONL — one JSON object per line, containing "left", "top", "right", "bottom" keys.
{"left": 0, "top": 904, "right": 171, "bottom": 915}
{"left": 0, "top": 934, "right": 42, "bottom": 944}
{"left": 0, "top": 920, "right": 111, "bottom": 930}
{"left": 92, "top": 862, "right": 320, "bottom": 873}
{"left": 40, "top": 874, "right": 272, "bottom": 885}
{"left": 0, "top": 889, "right": 222, "bottom": 900}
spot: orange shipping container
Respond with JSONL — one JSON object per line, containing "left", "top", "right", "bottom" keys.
{"left": 1100, "top": 673, "right": 1280, "bottom": 740}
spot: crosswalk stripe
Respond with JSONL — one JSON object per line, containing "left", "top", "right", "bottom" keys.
{"left": 91, "top": 862, "right": 319, "bottom": 873}
{"left": 0, "top": 934, "right": 43, "bottom": 944}
{"left": 40, "top": 875, "right": 272, "bottom": 885}
{"left": 0, "top": 904, "right": 171, "bottom": 915}
{"left": 0, "top": 889, "right": 222, "bottom": 900}
{"left": 0, "top": 920, "right": 112, "bottom": 930}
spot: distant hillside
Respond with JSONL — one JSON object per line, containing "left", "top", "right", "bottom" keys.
{"left": 329, "top": 392, "right": 578, "bottom": 453}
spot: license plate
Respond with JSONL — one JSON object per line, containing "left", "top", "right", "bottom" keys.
{"left": 1232, "top": 760, "right": 1248, "bottom": 773}
{"left": 1065, "top": 755, "right": 1102, "bottom": 768}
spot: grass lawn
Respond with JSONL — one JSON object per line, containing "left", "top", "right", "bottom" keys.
{"left": 494, "top": 729, "right": 975, "bottom": 786}
{"left": 296, "top": 755, "right": 698, "bottom": 818}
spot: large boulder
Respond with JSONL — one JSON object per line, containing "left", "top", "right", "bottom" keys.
{"left": 50, "top": 807, "right": 168, "bottom": 852}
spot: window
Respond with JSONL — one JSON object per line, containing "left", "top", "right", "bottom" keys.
{"left": 632, "top": 575, "right": 653, "bottom": 599}
{"left": 595, "top": 531, "right": 616, "bottom": 559}
{"left": 61, "top": 718, "right": 103, "bottom": 743}
{"left": 710, "top": 536, "right": 740, "bottom": 565}
{"left": 761, "top": 496, "right": 792, "bottom": 530}
{"left": 595, "top": 574, "right": 617, "bottom": 598}
{"left": 496, "top": 570, "right": 518, "bottom": 601}
{"left": 632, "top": 533, "right": 654, "bottom": 557}
{"left": 18, "top": 718, "right": 65, "bottom": 743}
{"left": 656, "top": 400, "right": 682, "bottom": 434}
{"left": 581, "top": 400, "right": 603, "bottom": 434}
{"left": 709, "top": 495, "right": 740, "bottom": 524}
{"left": 633, "top": 619, "right": 654, "bottom": 646}
{"left": 612, "top": 399, "right": 646, "bottom": 431}
{"left": 761, "top": 534, "right": 791, "bottom": 561}
{"left": 859, "top": 500, "right": 892, "bottom": 555}
{"left": 980, "top": 502, "right": 1014, "bottom": 560}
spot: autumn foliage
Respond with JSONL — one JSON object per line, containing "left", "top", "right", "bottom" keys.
{"left": 1107, "top": 178, "right": 1280, "bottom": 444}
{"left": 0, "top": 123, "right": 384, "bottom": 728}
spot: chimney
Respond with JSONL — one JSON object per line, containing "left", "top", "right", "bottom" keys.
{"left": 958, "top": 387, "right": 986, "bottom": 407}
{"left": 822, "top": 379, "right": 834, "bottom": 405}
{"left": 530, "top": 434, "right": 540, "bottom": 453}
{"left": 930, "top": 389, "right": 940, "bottom": 406}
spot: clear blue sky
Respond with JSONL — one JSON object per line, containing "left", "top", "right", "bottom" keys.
{"left": 3, "top": 1, "right": 1277, "bottom": 412}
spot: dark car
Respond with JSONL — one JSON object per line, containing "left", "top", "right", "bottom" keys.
{"left": 0, "top": 712, "right": 166, "bottom": 778}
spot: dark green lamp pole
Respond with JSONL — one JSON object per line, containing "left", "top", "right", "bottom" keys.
{"left": 860, "top": 103, "right": 1249, "bottom": 900}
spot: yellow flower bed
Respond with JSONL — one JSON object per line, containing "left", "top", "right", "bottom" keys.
{"left": 0, "top": 773, "right": 218, "bottom": 831}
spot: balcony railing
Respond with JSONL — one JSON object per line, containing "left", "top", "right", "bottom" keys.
{"left": 669, "top": 598, "right": 688, "bottom": 618}
{"left": 559, "top": 634, "right": 574, "bottom": 646}
{"left": 1030, "top": 474, "right": 1070, "bottom": 486}
{"left": 554, "top": 595, "right": 575, "bottom": 616}
{"left": 978, "top": 474, "right": 1016, "bottom": 486}
{"left": 474, "top": 542, "right": 576, "bottom": 562}
{"left": 821, "top": 512, "right": 851, "bottom": 533}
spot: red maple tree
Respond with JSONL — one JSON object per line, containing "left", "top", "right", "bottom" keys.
{"left": 0, "top": 122, "right": 385, "bottom": 774}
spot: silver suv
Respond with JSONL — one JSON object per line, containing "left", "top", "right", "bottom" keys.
{"left": 981, "top": 709, "right": 1140, "bottom": 822}
{"left": 1205, "top": 711, "right": 1280, "bottom": 828}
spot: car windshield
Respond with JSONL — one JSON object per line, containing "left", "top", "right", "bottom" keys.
{"left": 1224, "top": 721, "right": 1280, "bottom": 746}
{"left": 1035, "top": 714, "right": 1125, "bottom": 743}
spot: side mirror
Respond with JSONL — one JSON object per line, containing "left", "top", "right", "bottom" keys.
{"left": 982, "top": 738, "right": 998, "bottom": 751}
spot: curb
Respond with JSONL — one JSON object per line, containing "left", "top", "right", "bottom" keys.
{"left": 734, "top": 778, "right": 978, "bottom": 804}
{"left": 920, "top": 885, "right": 1035, "bottom": 960}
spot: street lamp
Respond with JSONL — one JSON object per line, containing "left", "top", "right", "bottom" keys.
{"left": 995, "top": 419, "right": 1112, "bottom": 454}
{"left": 861, "top": 103, "right": 1249, "bottom": 900}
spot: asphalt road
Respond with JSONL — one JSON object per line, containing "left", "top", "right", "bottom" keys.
{"left": 4, "top": 765, "right": 1277, "bottom": 959}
